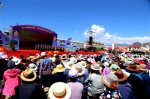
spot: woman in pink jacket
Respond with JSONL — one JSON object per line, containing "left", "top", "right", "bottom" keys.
{"left": 2, "top": 60, "right": 21, "bottom": 99}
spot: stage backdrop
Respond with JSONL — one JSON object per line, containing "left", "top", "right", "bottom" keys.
{"left": 12, "top": 25, "right": 57, "bottom": 50}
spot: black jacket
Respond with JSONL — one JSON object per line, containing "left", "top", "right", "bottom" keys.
{"left": 13, "top": 83, "right": 47, "bottom": 99}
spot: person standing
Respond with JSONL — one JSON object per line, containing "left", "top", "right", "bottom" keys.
{"left": 2, "top": 60, "right": 21, "bottom": 99}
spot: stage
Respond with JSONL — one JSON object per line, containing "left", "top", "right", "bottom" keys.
{"left": 6, "top": 50, "right": 104, "bottom": 58}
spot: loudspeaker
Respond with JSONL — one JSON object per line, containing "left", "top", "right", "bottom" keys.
{"left": 89, "top": 36, "right": 93, "bottom": 45}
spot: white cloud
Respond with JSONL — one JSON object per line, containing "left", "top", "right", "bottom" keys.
{"left": 83, "top": 24, "right": 150, "bottom": 45}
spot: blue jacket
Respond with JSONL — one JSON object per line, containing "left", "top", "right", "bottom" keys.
{"left": 118, "top": 82, "right": 135, "bottom": 99}
{"left": 140, "top": 72, "right": 150, "bottom": 94}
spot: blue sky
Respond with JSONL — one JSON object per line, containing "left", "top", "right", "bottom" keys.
{"left": 0, "top": 0, "right": 150, "bottom": 44}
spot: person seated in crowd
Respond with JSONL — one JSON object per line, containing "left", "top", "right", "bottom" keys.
{"left": 101, "top": 72, "right": 122, "bottom": 99}
{"left": 114, "top": 70, "right": 135, "bottom": 99}
{"left": 72, "top": 62, "right": 85, "bottom": 84}
{"left": 137, "top": 64, "right": 150, "bottom": 98}
{"left": 13, "top": 68, "right": 47, "bottom": 99}
{"left": 50, "top": 64, "right": 67, "bottom": 86}
{"left": 84, "top": 64, "right": 104, "bottom": 96}
{"left": 110, "top": 64, "right": 121, "bottom": 72}
{"left": 67, "top": 69, "right": 83, "bottom": 99}
{"left": 64, "top": 61, "right": 74, "bottom": 83}
{"left": 124, "top": 64, "right": 149, "bottom": 99}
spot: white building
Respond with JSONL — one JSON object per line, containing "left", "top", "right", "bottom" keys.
{"left": 57, "top": 38, "right": 85, "bottom": 48}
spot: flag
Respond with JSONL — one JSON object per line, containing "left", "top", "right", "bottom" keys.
{"left": 65, "top": 38, "right": 72, "bottom": 47}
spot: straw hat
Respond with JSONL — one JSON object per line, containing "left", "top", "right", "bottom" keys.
{"left": 48, "top": 82, "right": 71, "bottom": 99}
{"left": 20, "top": 68, "right": 37, "bottom": 82}
{"left": 65, "top": 61, "right": 74, "bottom": 69}
{"left": 54, "top": 64, "right": 66, "bottom": 72}
{"left": 68, "top": 69, "right": 78, "bottom": 78}
{"left": 123, "top": 61, "right": 132, "bottom": 66}
{"left": 102, "top": 72, "right": 118, "bottom": 89}
{"left": 70, "top": 57, "right": 77, "bottom": 64}
{"left": 73, "top": 62, "right": 83, "bottom": 72}
{"left": 91, "top": 64, "right": 102, "bottom": 70}
{"left": 126, "top": 64, "right": 140, "bottom": 72}
{"left": 103, "top": 62, "right": 109, "bottom": 67}
{"left": 137, "top": 64, "right": 147, "bottom": 71}
{"left": 80, "top": 61, "right": 86, "bottom": 67}
{"left": 61, "top": 54, "right": 67, "bottom": 60}
{"left": 11, "top": 56, "right": 21, "bottom": 65}
{"left": 114, "top": 70, "right": 128, "bottom": 82}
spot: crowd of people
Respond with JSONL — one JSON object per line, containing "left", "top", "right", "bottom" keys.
{"left": 0, "top": 50, "right": 150, "bottom": 99}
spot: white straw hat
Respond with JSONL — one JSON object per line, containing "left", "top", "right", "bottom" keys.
{"left": 48, "top": 82, "right": 71, "bottom": 99}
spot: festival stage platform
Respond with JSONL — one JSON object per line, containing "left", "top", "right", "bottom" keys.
{"left": 6, "top": 50, "right": 104, "bottom": 58}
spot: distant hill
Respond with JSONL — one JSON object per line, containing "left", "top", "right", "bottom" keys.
{"left": 106, "top": 42, "right": 150, "bottom": 47}
{"left": 106, "top": 43, "right": 130, "bottom": 47}
{"left": 114, "top": 44, "right": 130, "bottom": 46}
{"left": 132, "top": 42, "right": 150, "bottom": 47}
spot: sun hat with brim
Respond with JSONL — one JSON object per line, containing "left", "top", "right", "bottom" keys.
{"left": 102, "top": 67, "right": 110, "bottom": 75}
{"left": 65, "top": 61, "right": 74, "bottom": 69}
{"left": 61, "top": 54, "right": 67, "bottom": 60}
{"left": 123, "top": 61, "right": 132, "bottom": 66}
{"left": 102, "top": 72, "right": 118, "bottom": 88}
{"left": 70, "top": 57, "right": 77, "bottom": 64}
{"left": 126, "top": 64, "right": 140, "bottom": 72}
{"left": 11, "top": 57, "right": 21, "bottom": 65}
{"left": 91, "top": 64, "right": 102, "bottom": 70}
{"left": 68, "top": 69, "right": 78, "bottom": 78}
{"left": 80, "top": 61, "right": 86, "bottom": 67}
{"left": 103, "top": 62, "right": 109, "bottom": 67}
{"left": 114, "top": 70, "right": 128, "bottom": 82}
{"left": 41, "top": 52, "right": 46, "bottom": 57}
{"left": 48, "top": 82, "right": 71, "bottom": 99}
{"left": 54, "top": 64, "right": 66, "bottom": 72}
{"left": 28, "top": 63, "right": 38, "bottom": 72}
{"left": 20, "top": 68, "right": 37, "bottom": 82}
{"left": 137, "top": 64, "right": 147, "bottom": 71}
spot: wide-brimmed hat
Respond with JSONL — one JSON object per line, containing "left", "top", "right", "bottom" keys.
{"left": 126, "top": 64, "right": 140, "bottom": 72}
{"left": 41, "top": 52, "right": 46, "bottom": 57}
{"left": 11, "top": 56, "right": 21, "bottom": 65}
{"left": 114, "top": 70, "right": 128, "bottom": 82}
{"left": 80, "top": 61, "right": 86, "bottom": 67}
{"left": 54, "top": 64, "right": 66, "bottom": 72}
{"left": 102, "top": 72, "right": 118, "bottom": 89}
{"left": 20, "top": 68, "right": 37, "bottom": 82}
{"left": 28, "top": 63, "right": 38, "bottom": 72}
{"left": 68, "top": 69, "right": 78, "bottom": 78}
{"left": 65, "top": 61, "right": 74, "bottom": 69}
{"left": 103, "top": 62, "right": 109, "bottom": 67}
{"left": 61, "top": 54, "right": 67, "bottom": 60}
{"left": 70, "top": 57, "right": 77, "bottom": 64}
{"left": 0, "top": 52, "right": 8, "bottom": 59}
{"left": 91, "top": 64, "right": 102, "bottom": 70}
{"left": 137, "top": 64, "right": 147, "bottom": 71}
{"left": 73, "top": 62, "right": 83, "bottom": 72}
{"left": 123, "top": 61, "right": 132, "bottom": 66}
{"left": 102, "top": 67, "right": 110, "bottom": 75}
{"left": 48, "top": 82, "right": 71, "bottom": 99}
